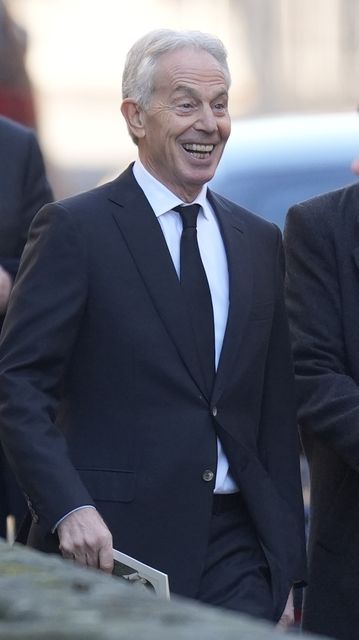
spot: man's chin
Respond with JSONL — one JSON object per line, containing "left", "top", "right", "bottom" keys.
{"left": 182, "top": 164, "right": 218, "bottom": 186}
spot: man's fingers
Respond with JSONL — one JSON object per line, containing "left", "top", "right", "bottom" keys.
{"left": 98, "top": 543, "right": 114, "bottom": 573}
{"left": 60, "top": 538, "right": 112, "bottom": 569}
{"left": 57, "top": 507, "right": 113, "bottom": 571}
{"left": 60, "top": 547, "right": 75, "bottom": 561}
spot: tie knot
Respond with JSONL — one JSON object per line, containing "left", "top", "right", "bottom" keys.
{"left": 174, "top": 204, "right": 201, "bottom": 229}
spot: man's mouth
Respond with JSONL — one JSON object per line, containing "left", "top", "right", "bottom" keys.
{"left": 182, "top": 143, "right": 215, "bottom": 159}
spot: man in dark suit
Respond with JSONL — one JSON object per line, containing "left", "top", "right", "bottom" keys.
{"left": 284, "top": 183, "right": 359, "bottom": 640}
{"left": 0, "top": 29, "right": 306, "bottom": 622}
{"left": 0, "top": 115, "right": 53, "bottom": 539}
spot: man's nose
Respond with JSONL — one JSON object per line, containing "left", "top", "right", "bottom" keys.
{"left": 194, "top": 105, "right": 218, "bottom": 132}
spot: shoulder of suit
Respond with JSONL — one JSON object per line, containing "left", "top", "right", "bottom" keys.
{"left": 0, "top": 115, "right": 35, "bottom": 144}
{"left": 287, "top": 181, "right": 359, "bottom": 228}
{"left": 48, "top": 176, "right": 120, "bottom": 215}
{"left": 209, "top": 188, "right": 279, "bottom": 237}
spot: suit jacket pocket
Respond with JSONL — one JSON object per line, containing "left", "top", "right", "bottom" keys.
{"left": 77, "top": 468, "right": 136, "bottom": 503}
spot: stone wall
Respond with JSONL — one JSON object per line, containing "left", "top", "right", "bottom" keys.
{"left": 0, "top": 539, "right": 330, "bottom": 639}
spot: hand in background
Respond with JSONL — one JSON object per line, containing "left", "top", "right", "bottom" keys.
{"left": 0, "top": 267, "right": 12, "bottom": 313}
{"left": 57, "top": 507, "right": 114, "bottom": 573}
{"left": 277, "top": 589, "right": 294, "bottom": 631}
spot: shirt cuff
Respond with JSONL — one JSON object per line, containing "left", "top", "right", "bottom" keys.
{"left": 51, "top": 505, "right": 96, "bottom": 533}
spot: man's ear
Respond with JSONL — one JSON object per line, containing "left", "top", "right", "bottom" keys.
{"left": 121, "top": 99, "right": 146, "bottom": 140}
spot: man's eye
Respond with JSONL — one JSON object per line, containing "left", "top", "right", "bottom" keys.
{"left": 180, "top": 103, "right": 194, "bottom": 109}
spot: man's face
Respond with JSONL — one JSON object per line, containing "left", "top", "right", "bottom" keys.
{"left": 136, "top": 47, "right": 231, "bottom": 202}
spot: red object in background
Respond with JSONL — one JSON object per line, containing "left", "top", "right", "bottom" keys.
{"left": 0, "top": 0, "right": 37, "bottom": 129}
{"left": 0, "top": 85, "right": 36, "bottom": 129}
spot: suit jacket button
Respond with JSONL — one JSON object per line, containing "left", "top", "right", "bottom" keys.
{"left": 211, "top": 406, "right": 218, "bottom": 417}
{"left": 202, "top": 469, "right": 214, "bottom": 482}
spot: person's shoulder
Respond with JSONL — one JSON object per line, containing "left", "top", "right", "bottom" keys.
{"left": 47, "top": 174, "right": 124, "bottom": 221}
{"left": 292, "top": 181, "right": 359, "bottom": 215}
{"left": 51, "top": 165, "right": 136, "bottom": 216}
{"left": 50, "top": 184, "right": 110, "bottom": 215}
{"left": 0, "top": 115, "right": 35, "bottom": 143}
{"left": 287, "top": 181, "right": 359, "bottom": 230}
{"left": 209, "top": 188, "right": 279, "bottom": 239}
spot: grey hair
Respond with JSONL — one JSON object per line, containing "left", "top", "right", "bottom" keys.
{"left": 122, "top": 29, "right": 231, "bottom": 144}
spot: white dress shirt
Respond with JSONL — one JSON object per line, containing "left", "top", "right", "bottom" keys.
{"left": 133, "top": 159, "right": 238, "bottom": 493}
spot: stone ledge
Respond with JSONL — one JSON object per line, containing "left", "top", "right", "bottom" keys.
{"left": 0, "top": 539, "right": 330, "bottom": 639}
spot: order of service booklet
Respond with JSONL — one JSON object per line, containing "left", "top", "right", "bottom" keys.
{"left": 112, "top": 548, "right": 170, "bottom": 600}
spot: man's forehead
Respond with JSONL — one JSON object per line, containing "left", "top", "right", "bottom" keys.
{"left": 155, "top": 47, "right": 227, "bottom": 77}
{"left": 153, "top": 51, "right": 229, "bottom": 94}
{"left": 169, "top": 83, "right": 229, "bottom": 99}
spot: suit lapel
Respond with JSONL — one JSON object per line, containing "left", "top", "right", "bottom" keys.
{"left": 108, "top": 167, "right": 208, "bottom": 397}
{"left": 208, "top": 191, "right": 253, "bottom": 406}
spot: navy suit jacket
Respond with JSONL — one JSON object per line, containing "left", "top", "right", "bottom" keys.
{"left": 0, "top": 165, "right": 306, "bottom": 615}
{"left": 285, "top": 183, "right": 359, "bottom": 639}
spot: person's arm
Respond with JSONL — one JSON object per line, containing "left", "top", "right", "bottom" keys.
{"left": 258, "top": 226, "right": 305, "bottom": 524}
{"left": 0, "top": 128, "right": 53, "bottom": 310}
{"left": 0, "top": 202, "right": 112, "bottom": 571}
{"left": 257, "top": 225, "right": 307, "bottom": 592}
{"left": 284, "top": 202, "right": 359, "bottom": 467}
{"left": 19, "top": 128, "right": 53, "bottom": 250}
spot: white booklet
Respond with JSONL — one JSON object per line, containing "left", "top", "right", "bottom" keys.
{"left": 112, "top": 548, "right": 170, "bottom": 600}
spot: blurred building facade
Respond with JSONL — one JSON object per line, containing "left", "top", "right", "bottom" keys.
{"left": 4, "top": 0, "right": 359, "bottom": 197}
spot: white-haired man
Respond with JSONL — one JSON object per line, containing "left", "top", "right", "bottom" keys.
{"left": 0, "top": 29, "right": 306, "bottom": 622}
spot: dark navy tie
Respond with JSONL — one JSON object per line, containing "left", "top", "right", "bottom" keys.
{"left": 174, "top": 204, "right": 215, "bottom": 396}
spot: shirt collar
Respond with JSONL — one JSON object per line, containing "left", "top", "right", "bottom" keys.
{"left": 132, "top": 159, "right": 209, "bottom": 219}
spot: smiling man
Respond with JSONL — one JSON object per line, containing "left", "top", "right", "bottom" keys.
{"left": 0, "top": 29, "right": 306, "bottom": 623}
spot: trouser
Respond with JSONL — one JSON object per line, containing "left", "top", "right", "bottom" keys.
{"left": 196, "top": 492, "right": 275, "bottom": 621}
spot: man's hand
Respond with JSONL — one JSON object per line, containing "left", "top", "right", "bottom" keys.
{"left": 0, "top": 267, "right": 12, "bottom": 313}
{"left": 277, "top": 589, "right": 294, "bottom": 631}
{"left": 57, "top": 507, "right": 114, "bottom": 573}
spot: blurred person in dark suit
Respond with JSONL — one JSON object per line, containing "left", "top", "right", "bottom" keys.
{"left": 0, "top": 29, "right": 305, "bottom": 623}
{"left": 0, "top": 1, "right": 37, "bottom": 128}
{"left": 0, "top": 114, "right": 53, "bottom": 538}
{"left": 284, "top": 179, "right": 359, "bottom": 640}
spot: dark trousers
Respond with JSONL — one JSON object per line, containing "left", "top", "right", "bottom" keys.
{"left": 196, "top": 492, "right": 274, "bottom": 621}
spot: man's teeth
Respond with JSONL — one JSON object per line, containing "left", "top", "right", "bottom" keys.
{"left": 183, "top": 144, "right": 214, "bottom": 153}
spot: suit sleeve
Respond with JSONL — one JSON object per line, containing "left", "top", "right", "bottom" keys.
{"left": 0, "top": 129, "right": 53, "bottom": 279}
{"left": 284, "top": 202, "right": 359, "bottom": 468}
{"left": 258, "top": 225, "right": 304, "bottom": 515}
{"left": 19, "top": 131, "right": 54, "bottom": 248}
{"left": 0, "top": 203, "right": 95, "bottom": 534}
